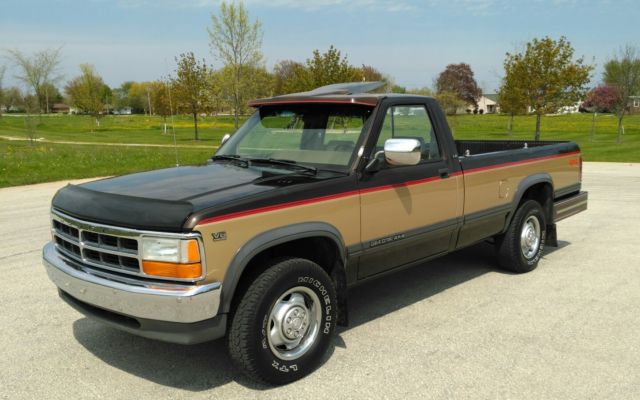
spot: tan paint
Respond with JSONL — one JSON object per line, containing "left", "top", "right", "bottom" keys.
{"left": 360, "top": 176, "right": 462, "bottom": 242}
{"left": 194, "top": 195, "right": 361, "bottom": 283}
{"left": 463, "top": 154, "right": 580, "bottom": 214}
{"left": 194, "top": 153, "right": 580, "bottom": 284}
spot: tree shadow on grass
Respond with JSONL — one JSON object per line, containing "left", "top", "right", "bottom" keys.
{"left": 72, "top": 240, "right": 564, "bottom": 391}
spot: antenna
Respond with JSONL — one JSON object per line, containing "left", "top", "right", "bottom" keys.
{"left": 165, "top": 58, "right": 179, "bottom": 167}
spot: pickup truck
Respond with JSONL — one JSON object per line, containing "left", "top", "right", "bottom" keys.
{"left": 43, "top": 82, "right": 588, "bottom": 384}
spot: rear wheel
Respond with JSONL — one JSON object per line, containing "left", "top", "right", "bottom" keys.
{"left": 495, "top": 200, "right": 547, "bottom": 273}
{"left": 228, "top": 257, "right": 337, "bottom": 385}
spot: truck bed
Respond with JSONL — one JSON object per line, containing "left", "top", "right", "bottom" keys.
{"left": 455, "top": 140, "right": 570, "bottom": 157}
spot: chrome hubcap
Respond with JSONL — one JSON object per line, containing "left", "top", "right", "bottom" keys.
{"left": 267, "top": 286, "right": 321, "bottom": 361}
{"left": 520, "top": 215, "right": 541, "bottom": 259}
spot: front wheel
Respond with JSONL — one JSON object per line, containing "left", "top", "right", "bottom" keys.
{"left": 228, "top": 257, "right": 337, "bottom": 385}
{"left": 495, "top": 199, "right": 547, "bottom": 273}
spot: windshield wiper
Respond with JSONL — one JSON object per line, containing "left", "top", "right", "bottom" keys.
{"left": 210, "top": 154, "right": 249, "bottom": 167}
{"left": 247, "top": 158, "right": 318, "bottom": 175}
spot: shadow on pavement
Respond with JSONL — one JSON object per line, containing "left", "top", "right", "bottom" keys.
{"left": 73, "top": 240, "right": 561, "bottom": 391}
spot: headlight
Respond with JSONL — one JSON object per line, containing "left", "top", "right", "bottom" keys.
{"left": 140, "top": 237, "right": 202, "bottom": 279}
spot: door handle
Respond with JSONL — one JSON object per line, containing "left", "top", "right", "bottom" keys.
{"left": 438, "top": 168, "right": 450, "bottom": 179}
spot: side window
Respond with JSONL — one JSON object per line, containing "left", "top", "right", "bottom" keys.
{"left": 375, "top": 105, "right": 441, "bottom": 162}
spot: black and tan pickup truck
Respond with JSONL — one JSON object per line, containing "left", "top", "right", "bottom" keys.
{"left": 43, "top": 82, "right": 588, "bottom": 384}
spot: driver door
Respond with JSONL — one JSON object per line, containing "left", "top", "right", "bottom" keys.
{"left": 358, "top": 104, "right": 461, "bottom": 279}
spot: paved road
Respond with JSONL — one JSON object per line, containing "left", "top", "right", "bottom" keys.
{"left": 1, "top": 163, "right": 639, "bottom": 399}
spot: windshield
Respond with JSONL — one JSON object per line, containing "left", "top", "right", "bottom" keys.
{"left": 216, "top": 104, "right": 374, "bottom": 171}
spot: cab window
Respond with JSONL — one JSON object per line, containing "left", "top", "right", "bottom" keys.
{"left": 374, "top": 105, "right": 441, "bottom": 162}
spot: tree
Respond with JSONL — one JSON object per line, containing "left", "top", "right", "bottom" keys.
{"left": 2, "top": 87, "right": 24, "bottom": 112}
{"left": 359, "top": 65, "right": 384, "bottom": 82}
{"left": 582, "top": 85, "right": 619, "bottom": 141}
{"left": 435, "top": 63, "right": 481, "bottom": 108}
{"left": 306, "top": 45, "right": 359, "bottom": 89}
{"left": 603, "top": 46, "right": 640, "bottom": 144}
{"left": 583, "top": 85, "right": 618, "bottom": 113}
{"left": 65, "top": 64, "right": 109, "bottom": 130}
{"left": 112, "top": 81, "right": 134, "bottom": 110}
{"left": 208, "top": 1, "right": 263, "bottom": 129}
{"left": 273, "top": 60, "right": 308, "bottom": 95}
{"left": 149, "top": 80, "right": 174, "bottom": 122}
{"left": 40, "top": 82, "right": 63, "bottom": 104}
{"left": 436, "top": 91, "right": 466, "bottom": 116}
{"left": 502, "top": 37, "right": 593, "bottom": 141}
{"left": 128, "top": 82, "right": 155, "bottom": 114}
{"left": 6, "top": 47, "right": 63, "bottom": 113}
{"left": 497, "top": 78, "right": 528, "bottom": 134}
{"left": 172, "top": 52, "right": 210, "bottom": 141}
{"left": 0, "top": 65, "right": 5, "bottom": 117}
{"left": 407, "top": 86, "right": 434, "bottom": 96}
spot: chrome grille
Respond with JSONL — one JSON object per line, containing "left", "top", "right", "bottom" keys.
{"left": 50, "top": 210, "right": 206, "bottom": 282}
{"left": 52, "top": 216, "right": 141, "bottom": 274}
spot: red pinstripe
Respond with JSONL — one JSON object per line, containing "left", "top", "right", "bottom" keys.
{"left": 197, "top": 151, "right": 580, "bottom": 225}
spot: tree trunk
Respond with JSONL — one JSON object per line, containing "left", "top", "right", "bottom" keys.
{"left": 234, "top": 67, "right": 240, "bottom": 129}
{"left": 507, "top": 113, "right": 513, "bottom": 135}
{"left": 193, "top": 112, "right": 199, "bottom": 141}
{"left": 616, "top": 113, "right": 624, "bottom": 144}
{"left": 534, "top": 113, "right": 541, "bottom": 141}
{"left": 590, "top": 112, "right": 596, "bottom": 142}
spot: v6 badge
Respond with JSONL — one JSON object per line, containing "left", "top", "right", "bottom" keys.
{"left": 212, "top": 231, "right": 227, "bottom": 241}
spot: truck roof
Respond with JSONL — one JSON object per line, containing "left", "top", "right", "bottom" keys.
{"left": 248, "top": 81, "right": 431, "bottom": 107}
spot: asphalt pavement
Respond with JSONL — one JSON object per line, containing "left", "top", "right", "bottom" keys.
{"left": 0, "top": 162, "right": 638, "bottom": 399}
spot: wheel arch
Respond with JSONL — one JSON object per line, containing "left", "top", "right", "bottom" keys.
{"left": 503, "top": 174, "right": 554, "bottom": 231}
{"left": 219, "top": 222, "right": 348, "bottom": 320}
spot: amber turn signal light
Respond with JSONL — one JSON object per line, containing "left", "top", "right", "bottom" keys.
{"left": 142, "top": 261, "right": 202, "bottom": 279}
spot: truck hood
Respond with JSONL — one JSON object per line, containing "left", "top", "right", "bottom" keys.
{"left": 80, "top": 163, "right": 269, "bottom": 202}
{"left": 51, "top": 163, "right": 337, "bottom": 232}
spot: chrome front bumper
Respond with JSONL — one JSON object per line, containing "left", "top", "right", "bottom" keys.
{"left": 43, "top": 242, "right": 221, "bottom": 324}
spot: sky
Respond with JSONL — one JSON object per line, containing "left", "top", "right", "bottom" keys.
{"left": 1, "top": 0, "right": 638, "bottom": 93}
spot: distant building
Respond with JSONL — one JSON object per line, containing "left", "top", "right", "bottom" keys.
{"left": 477, "top": 94, "right": 498, "bottom": 114}
{"left": 557, "top": 101, "right": 582, "bottom": 114}
{"left": 463, "top": 94, "right": 499, "bottom": 114}
{"left": 52, "top": 103, "right": 70, "bottom": 114}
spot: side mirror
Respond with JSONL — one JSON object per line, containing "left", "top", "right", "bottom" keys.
{"left": 220, "top": 133, "right": 231, "bottom": 146}
{"left": 383, "top": 138, "right": 421, "bottom": 166}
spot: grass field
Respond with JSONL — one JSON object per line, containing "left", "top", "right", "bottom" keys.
{"left": 1, "top": 112, "right": 639, "bottom": 188}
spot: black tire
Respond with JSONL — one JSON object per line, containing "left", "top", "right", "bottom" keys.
{"left": 228, "top": 257, "right": 337, "bottom": 385}
{"left": 495, "top": 199, "right": 547, "bottom": 273}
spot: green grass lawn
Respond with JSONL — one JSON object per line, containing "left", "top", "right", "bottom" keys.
{"left": 449, "top": 113, "right": 640, "bottom": 162}
{"left": 0, "top": 114, "right": 236, "bottom": 145}
{"left": 0, "top": 112, "right": 638, "bottom": 188}
{"left": 0, "top": 141, "right": 214, "bottom": 187}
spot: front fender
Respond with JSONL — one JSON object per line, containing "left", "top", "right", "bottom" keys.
{"left": 218, "top": 222, "right": 346, "bottom": 314}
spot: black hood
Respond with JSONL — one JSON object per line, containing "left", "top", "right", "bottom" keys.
{"left": 52, "top": 163, "right": 349, "bottom": 232}
{"left": 80, "top": 163, "right": 268, "bottom": 202}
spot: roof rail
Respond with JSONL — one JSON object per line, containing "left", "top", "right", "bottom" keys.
{"left": 283, "top": 81, "right": 385, "bottom": 97}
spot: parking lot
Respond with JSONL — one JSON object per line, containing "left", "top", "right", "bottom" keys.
{"left": 1, "top": 162, "right": 639, "bottom": 399}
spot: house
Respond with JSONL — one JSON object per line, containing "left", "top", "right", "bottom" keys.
{"left": 464, "top": 94, "right": 498, "bottom": 114}
{"left": 557, "top": 101, "right": 582, "bottom": 114}
{"left": 52, "top": 103, "right": 70, "bottom": 114}
{"left": 478, "top": 94, "right": 498, "bottom": 114}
